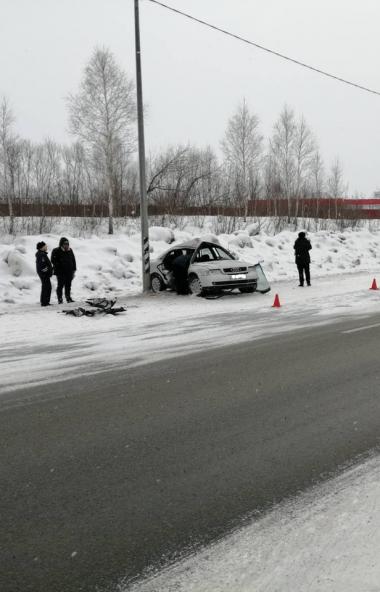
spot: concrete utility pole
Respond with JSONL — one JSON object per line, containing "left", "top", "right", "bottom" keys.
{"left": 134, "top": 0, "right": 150, "bottom": 292}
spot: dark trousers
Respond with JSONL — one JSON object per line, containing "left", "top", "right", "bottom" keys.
{"left": 173, "top": 270, "right": 189, "bottom": 294}
{"left": 297, "top": 263, "right": 310, "bottom": 286}
{"left": 40, "top": 276, "right": 52, "bottom": 306}
{"left": 56, "top": 274, "right": 73, "bottom": 302}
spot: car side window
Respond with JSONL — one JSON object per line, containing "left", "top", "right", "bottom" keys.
{"left": 195, "top": 247, "right": 214, "bottom": 262}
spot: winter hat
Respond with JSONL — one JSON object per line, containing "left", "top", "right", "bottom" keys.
{"left": 298, "top": 231, "right": 306, "bottom": 239}
{"left": 59, "top": 237, "right": 69, "bottom": 247}
{"left": 36, "top": 241, "right": 46, "bottom": 250}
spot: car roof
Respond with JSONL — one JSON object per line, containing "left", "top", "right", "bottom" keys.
{"left": 167, "top": 239, "right": 225, "bottom": 250}
{"left": 168, "top": 238, "right": 201, "bottom": 250}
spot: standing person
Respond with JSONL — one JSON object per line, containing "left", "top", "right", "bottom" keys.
{"left": 172, "top": 252, "right": 192, "bottom": 295}
{"left": 294, "top": 231, "right": 312, "bottom": 287}
{"left": 35, "top": 241, "right": 53, "bottom": 307}
{"left": 51, "top": 237, "right": 77, "bottom": 303}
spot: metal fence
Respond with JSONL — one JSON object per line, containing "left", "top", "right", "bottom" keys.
{"left": 1, "top": 198, "right": 380, "bottom": 219}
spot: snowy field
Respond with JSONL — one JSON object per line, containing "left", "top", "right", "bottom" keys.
{"left": 1, "top": 217, "right": 380, "bottom": 590}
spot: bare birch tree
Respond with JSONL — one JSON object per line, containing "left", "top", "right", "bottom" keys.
{"left": 293, "top": 116, "right": 315, "bottom": 223}
{"left": 0, "top": 97, "right": 17, "bottom": 233}
{"left": 32, "top": 139, "right": 61, "bottom": 232}
{"left": 18, "top": 140, "right": 33, "bottom": 210}
{"left": 270, "top": 105, "right": 297, "bottom": 222}
{"left": 310, "top": 150, "right": 325, "bottom": 198}
{"left": 310, "top": 150, "right": 325, "bottom": 221}
{"left": 221, "top": 99, "right": 263, "bottom": 220}
{"left": 328, "top": 158, "right": 347, "bottom": 221}
{"left": 67, "top": 47, "right": 136, "bottom": 233}
{"left": 61, "top": 142, "right": 87, "bottom": 207}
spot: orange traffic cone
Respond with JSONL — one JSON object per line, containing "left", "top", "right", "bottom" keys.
{"left": 272, "top": 293, "right": 281, "bottom": 308}
{"left": 370, "top": 278, "right": 379, "bottom": 290}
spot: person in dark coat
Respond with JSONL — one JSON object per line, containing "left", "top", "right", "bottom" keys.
{"left": 294, "top": 231, "right": 312, "bottom": 286}
{"left": 51, "top": 237, "right": 77, "bottom": 303}
{"left": 172, "top": 253, "right": 192, "bottom": 294}
{"left": 35, "top": 241, "right": 53, "bottom": 306}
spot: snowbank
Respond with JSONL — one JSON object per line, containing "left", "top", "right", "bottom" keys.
{"left": 0, "top": 221, "right": 379, "bottom": 309}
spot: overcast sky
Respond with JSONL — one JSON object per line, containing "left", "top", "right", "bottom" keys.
{"left": 1, "top": 0, "right": 380, "bottom": 195}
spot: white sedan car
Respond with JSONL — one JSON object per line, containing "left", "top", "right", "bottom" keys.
{"left": 150, "top": 239, "right": 270, "bottom": 296}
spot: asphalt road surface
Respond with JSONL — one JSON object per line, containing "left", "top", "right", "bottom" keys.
{"left": 1, "top": 314, "right": 380, "bottom": 592}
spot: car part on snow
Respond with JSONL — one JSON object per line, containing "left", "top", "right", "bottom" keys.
{"left": 62, "top": 307, "right": 96, "bottom": 317}
{"left": 85, "top": 298, "right": 118, "bottom": 309}
{"left": 238, "top": 286, "right": 256, "bottom": 293}
{"left": 62, "top": 298, "right": 126, "bottom": 316}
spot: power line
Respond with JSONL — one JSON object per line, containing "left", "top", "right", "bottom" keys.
{"left": 146, "top": 0, "right": 380, "bottom": 98}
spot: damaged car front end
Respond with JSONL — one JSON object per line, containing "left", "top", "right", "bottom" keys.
{"left": 150, "top": 240, "right": 270, "bottom": 297}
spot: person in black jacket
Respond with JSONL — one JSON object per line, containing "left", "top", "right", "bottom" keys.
{"left": 294, "top": 231, "right": 312, "bottom": 286}
{"left": 35, "top": 241, "right": 53, "bottom": 306}
{"left": 172, "top": 253, "right": 192, "bottom": 294}
{"left": 51, "top": 237, "right": 77, "bottom": 303}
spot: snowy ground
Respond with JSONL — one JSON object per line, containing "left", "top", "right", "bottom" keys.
{"left": 1, "top": 271, "right": 380, "bottom": 396}
{"left": 1, "top": 219, "right": 380, "bottom": 590}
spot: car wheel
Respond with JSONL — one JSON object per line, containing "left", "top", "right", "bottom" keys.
{"left": 151, "top": 273, "right": 165, "bottom": 293}
{"left": 188, "top": 274, "right": 204, "bottom": 296}
{"left": 239, "top": 286, "right": 256, "bottom": 293}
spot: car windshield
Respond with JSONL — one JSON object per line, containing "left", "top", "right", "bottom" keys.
{"left": 194, "top": 244, "right": 234, "bottom": 262}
